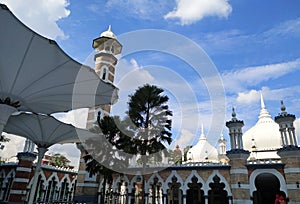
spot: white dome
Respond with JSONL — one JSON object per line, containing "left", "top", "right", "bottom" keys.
{"left": 100, "top": 25, "right": 116, "bottom": 39}
{"left": 243, "top": 95, "right": 282, "bottom": 159}
{"left": 187, "top": 126, "right": 219, "bottom": 162}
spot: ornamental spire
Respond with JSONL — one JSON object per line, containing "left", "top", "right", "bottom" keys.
{"left": 260, "top": 92, "right": 266, "bottom": 109}
{"left": 259, "top": 92, "right": 271, "bottom": 119}
{"left": 200, "top": 123, "right": 206, "bottom": 140}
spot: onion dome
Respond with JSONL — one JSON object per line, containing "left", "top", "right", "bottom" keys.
{"left": 243, "top": 93, "right": 281, "bottom": 159}
{"left": 187, "top": 124, "right": 219, "bottom": 162}
{"left": 100, "top": 25, "right": 117, "bottom": 39}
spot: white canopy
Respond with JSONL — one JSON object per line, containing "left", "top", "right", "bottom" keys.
{"left": 0, "top": 4, "right": 118, "bottom": 134}
{"left": 3, "top": 112, "right": 97, "bottom": 204}
{"left": 3, "top": 113, "right": 93, "bottom": 148}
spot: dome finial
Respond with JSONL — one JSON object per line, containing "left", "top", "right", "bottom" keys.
{"left": 258, "top": 91, "right": 271, "bottom": 119}
{"left": 100, "top": 25, "right": 116, "bottom": 39}
{"left": 260, "top": 92, "right": 265, "bottom": 109}
{"left": 200, "top": 123, "right": 206, "bottom": 140}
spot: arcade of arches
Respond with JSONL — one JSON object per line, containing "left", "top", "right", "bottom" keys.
{"left": 98, "top": 171, "right": 231, "bottom": 204}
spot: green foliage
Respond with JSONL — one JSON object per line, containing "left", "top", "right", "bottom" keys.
{"left": 126, "top": 84, "right": 173, "bottom": 160}
{"left": 49, "top": 153, "right": 70, "bottom": 168}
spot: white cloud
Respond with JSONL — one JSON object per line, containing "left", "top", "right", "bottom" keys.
{"left": 294, "top": 118, "right": 300, "bottom": 144}
{"left": 236, "top": 86, "right": 300, "bottom": 105}
{"left": 237, "top": 90, "right": 260, "bottom": 104}
{"left": 0, "top": 133, "right": 25, "bottom": 162}
{"left": 54, "top": 108, "right": 88, "bottom": 129}
{"left": 105, "top": 0, "right": 172, "bottom": 20}
{"left": 164, "top": 0, "right": 232, "bottom": 25}
{"left": 1, "top": 0, "right": 70, "bottom": 39}
{"left": 174, "top": 129, "right": 196, "bottom": 149}
{"left": 222, "top": 59, "right": 300, "bottom": 93}
{"left": 115, "top": 59, "right": 155, "bottom": 90}
{"left": 263, "top": 18, "right": 300, "bottom": 39}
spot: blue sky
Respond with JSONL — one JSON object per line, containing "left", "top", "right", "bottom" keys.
{"left": 1, "top": 0, "right": 300, "bottom": 168}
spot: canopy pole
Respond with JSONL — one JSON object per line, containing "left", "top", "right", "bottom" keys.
{"left": 28, "top": 147, "right": 48, "bottom": 204}
{"left": 0, "top": 104, "right": 17, "bottom": 135}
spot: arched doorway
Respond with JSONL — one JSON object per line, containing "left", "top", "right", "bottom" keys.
{"left": 167, "top": 176, "right": 183, "bottom": 204}
{"left": 186, "top": 176, "right": 205, "bottom": 204}
{"left": 208, "top": 175, "right": 229, "bottom": 204}
{"left": 253, "top": 173, "right": 286, "bottom": 204}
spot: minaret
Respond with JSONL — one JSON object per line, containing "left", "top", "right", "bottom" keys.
{"left": 218, "top": 133, "right": 227, "bottom": 155}
{"left": 275, "top": 100, "right": 297, "bottom": 147}
{"left": 23, "top": 138, "right": 35, "bottom": 153}
{"left": 226, "top": 107, "right": 244, "bottom": 150}
{"left": 275, "top": 100, "right": 300, "bottom": 203}
{"left": 75, "top": 26, "right": 122, "bottom": 203}
{"left": 86, "top": 25, "right": 122, "bottom": 129}
{"left": 226, "top": 107, "right": 250, "bottom": 203}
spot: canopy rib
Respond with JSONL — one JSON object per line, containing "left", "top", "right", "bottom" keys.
{"left": 17, "top": 60, "right": 72, "bottom": 96}
{"left": 9, "top": 34, "right": 35, "bottom": 94}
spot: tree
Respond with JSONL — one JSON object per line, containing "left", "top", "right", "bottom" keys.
{"left": 126, "top": 84, "right": 173, "bottom": 203}
{"left": 49, "top": 153, "right": 70, "bottom": 168}
{"left": 84, "top": 114, "right": 130, "bottom": 204}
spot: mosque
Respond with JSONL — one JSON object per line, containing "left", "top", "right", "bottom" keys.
{"left": 74, "top": 26, "right": 300, "bottom": 204}
{"left": 1, "top": 24, "right": 300, "bottom": 204}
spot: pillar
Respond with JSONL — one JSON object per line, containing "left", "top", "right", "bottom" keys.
{"left": 8, "top": 152, "right": 36, "bottom": 203}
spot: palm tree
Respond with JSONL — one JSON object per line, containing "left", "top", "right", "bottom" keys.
{"left": 126, "top": 84, "right": 173, "bottom": 203}
{"left": 84, "top": 113, "right": 130, "bottom": 204}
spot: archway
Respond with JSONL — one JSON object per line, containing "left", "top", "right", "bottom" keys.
{"left": 253, "top": 173, "right": 286, "bottom": 204}
{"left": 167, "top": 176, "right": 183, "bottom": 204}
{"left": 208, "top": 175, "right": 229, "bottom": 204}
{"left": 186, "top": 176, "right": 205, "bottom": 204}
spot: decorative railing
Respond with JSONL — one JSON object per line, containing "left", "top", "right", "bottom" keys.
{"left": 128, "top": 161, "right": 229, "bottom": 168}
{"left": 40, "top": 164, "right": 77, "bottom": 173}
{"left": 246, "top": 158, "right": 282, "bottom": 165}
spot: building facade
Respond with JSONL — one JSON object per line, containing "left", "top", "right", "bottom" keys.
{"left": 0, "top": 152, "right": 77, "bottom": 203}
{"left": 1, "top": 26, "right": 299, "bottom": 204}
{"left": 73, "top": 26, "right": 300, "bottom": 204}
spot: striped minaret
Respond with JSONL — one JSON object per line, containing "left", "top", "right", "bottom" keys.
{"left": 75, "top": 25, "right": 122, "bottom": 203}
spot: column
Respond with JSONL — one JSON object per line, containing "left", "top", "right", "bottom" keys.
{"left": 8, "top": 152, "right": 36, "bottom": 203}
{"left": 182, "top": 194, "right": 186, "bottom": 204}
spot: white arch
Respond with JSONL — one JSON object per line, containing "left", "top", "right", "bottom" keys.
{"left": 129, "top": 175, "right": 143, "bottom": 193}
{"left": 145, "top": 172, "right": 164, "bottom": 193}
{"left": 99, "top": 65, "right": 109, "bottom": 81}
{"left": 206, "top": 170, "right": 232, "bottom": 196}
{"left": 163, "top": 170, "right": 184, "bottom": 193}
{"left": 249, "top": 169, "right": 288, "bottom": 196}
{"left": 60, "top": 174, "right": 72, "bottom": 191}
{"left": 28, "top": 170, "right": 47, "bottom": 187}
{"left": 182, "top": 170, "right": 205, "bottom": 193}
{"left": 98, "top": 178, "right": 104, "bottom": 193}
{"left": 45, "top": 172, "right": 60, "bottom": 188}
{"left": 112, "top": 175, "right": 130, "bottom": 191}
{"left": 4, "top": 169, "right": 15, "bottom": 182}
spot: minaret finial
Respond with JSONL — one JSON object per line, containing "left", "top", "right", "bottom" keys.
{"left": 280, "top": 100, "right": 286, "bottom": 112}
{"left": 108, "top": 25, "right": 112, "bottom": 31}
{"left": 260, "top": 92, "right": 265, "bottom": 109}
{"left": 232, "top": 107, "right": 236, "bottom": 118}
